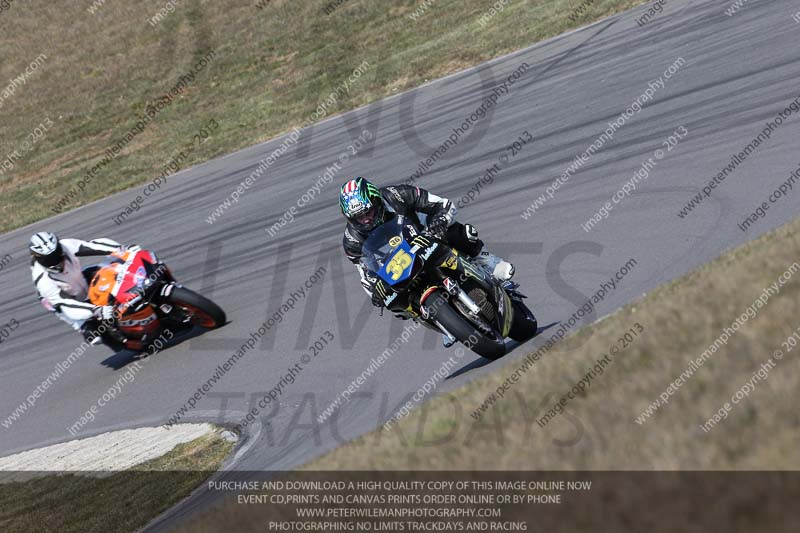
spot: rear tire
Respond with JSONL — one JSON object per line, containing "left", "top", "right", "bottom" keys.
{"left": 509, "top": 300, "right": 538, "bottom": 342}
{"left": 426, "top": 291, "right": 506, "bottom": 360}
{"left": 167, "top": 286, "right": 226, "bottom": 328}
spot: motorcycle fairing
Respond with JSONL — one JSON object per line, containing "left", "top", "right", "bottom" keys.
{"left": 378, "top": 240, "right": 416, "bottom": 286}
{"left": 88, "top": 250, "right": 163, "bottom": 344}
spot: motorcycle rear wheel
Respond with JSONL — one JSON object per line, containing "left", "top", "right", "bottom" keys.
{"left": 426, "top": 291, "right": 506, "bottom": 360}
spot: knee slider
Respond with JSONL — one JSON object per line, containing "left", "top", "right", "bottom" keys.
{"left": 464, "top": 223, "right": 479, "bottom": 243}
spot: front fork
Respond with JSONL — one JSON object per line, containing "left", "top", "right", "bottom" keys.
{"left": 432, "top": 249, "right": 516, "bottom": 338}
{"left": 420, "top": 272, "right": 496, "bottom": 339}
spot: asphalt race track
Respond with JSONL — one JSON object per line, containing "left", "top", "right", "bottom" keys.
{"left": 1, "top": 0, "right": 799, "bottom": 529}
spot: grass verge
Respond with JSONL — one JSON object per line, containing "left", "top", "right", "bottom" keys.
{"left": 0, "top": 430, "right": 234, "bottom": 533}
{"left": 1, "top": 0, "right": 643, "bottom": 233}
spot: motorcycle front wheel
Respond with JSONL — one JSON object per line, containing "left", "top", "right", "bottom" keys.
{"left": 166, "top": 286, "right": 226, "bottom": 328}
{"left": 426, "top": 291, "right": 506, "bottom": 360}
{"left": 508, "top": 300, "right": 538, "bottom": 342}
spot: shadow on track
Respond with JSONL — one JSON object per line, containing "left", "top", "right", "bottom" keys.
{"left": 100, "top": 322, "right": 231, "bottom": 370}
{"left": 445, "top": 321, "right": 559, "bottom": 379}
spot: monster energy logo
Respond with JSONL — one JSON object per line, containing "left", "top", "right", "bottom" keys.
{"left": 462, "top": 259, "right": 483, "bottom": 279}
{"left": 365, "top": 182, "right": 381, "bottom": 198}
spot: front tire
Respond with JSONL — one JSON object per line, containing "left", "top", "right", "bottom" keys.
{"left": 167, "top": 286, "right": 226, "bottom": 328}
{"left": 508, "top": 300, "right": 538, "bottom": 342}
{"left": 426, "top": 291, "right": 506, "bottom": 360}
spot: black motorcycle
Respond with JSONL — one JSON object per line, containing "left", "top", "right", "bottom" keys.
{"left": 363, "top": 216, "right": 538, "bottom": 359}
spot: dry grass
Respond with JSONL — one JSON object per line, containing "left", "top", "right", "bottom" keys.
{"left": 0, "top": 0, "right": 643, "bottom": 232}
{"left": 0, "top": 430, "right": 234, "bottom": 533}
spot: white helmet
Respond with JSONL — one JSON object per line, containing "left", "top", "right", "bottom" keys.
{"left": 29, "top": 232, "right": 65, "bottom": 270}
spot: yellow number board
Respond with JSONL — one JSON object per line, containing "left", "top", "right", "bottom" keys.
{"left": 385, "top": 250, "right": 413, "bottom": 281}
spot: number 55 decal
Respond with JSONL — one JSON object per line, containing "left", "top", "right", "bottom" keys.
{"left": 385, "top": 250, "right": 413, "bottom": 281}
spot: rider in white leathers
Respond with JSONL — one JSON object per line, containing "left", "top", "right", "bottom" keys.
{"left": 29, "top": 231, "right": 129, "bottom": 347}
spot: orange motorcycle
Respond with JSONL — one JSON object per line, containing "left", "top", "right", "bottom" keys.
{"left": 87, "top": 248, "right": 226, "bottom": 352}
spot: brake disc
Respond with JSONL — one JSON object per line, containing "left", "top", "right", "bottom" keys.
{"left": 468, "top": 288, "right": 496, "bottom": 322}
{"left": 454, "top": 291, "right": 495, "bottom": 337}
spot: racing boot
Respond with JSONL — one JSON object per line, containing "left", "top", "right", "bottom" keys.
{"left": 458, "top": 224, "right": 514, "bottom": 282}
{"left": 472, "top": 250, "right": 515, "bottom": 282}
{"left": 80, "top": 320, "right": 126, "bottom": 352}
{"left": 442, "top": 332, "right": 457, "bottom": 348}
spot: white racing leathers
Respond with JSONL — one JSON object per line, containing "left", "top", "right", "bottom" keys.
{"left": 31, "top": 238, "right": 122, "bottom": 331}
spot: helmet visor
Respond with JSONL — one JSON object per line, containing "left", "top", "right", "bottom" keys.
{"left": 47, "top": 257, "right": 66, "bottom": 273}
{"left": 37, "top": 243, "right": 65, "bottom": 271}
{"left": 355, "top": 205, "right": 378, "bottom": 227}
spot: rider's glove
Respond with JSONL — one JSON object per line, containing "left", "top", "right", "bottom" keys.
{"left": 120, "top": 244, "right": 142, "bottom": 253}
{"left": 371, "top": 291, "right": 384, "bottom": 308}
{"left": 371, "top": 280, "right": 388, "bottom": 308}
{"left": 94, "top": 305, "right": 116, "bottom": 321}
{"left": 427, "top": 214, "right": 449, "bottom": 239}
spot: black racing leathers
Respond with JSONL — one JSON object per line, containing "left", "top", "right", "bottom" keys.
{"left": 342, "top": 185, "right": 482, "bottom": 297}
